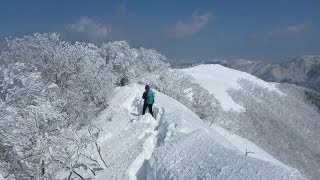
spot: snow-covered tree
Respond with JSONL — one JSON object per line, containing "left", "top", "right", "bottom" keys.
{"left": 0, "top": 33, "right": 223, "bottom": 178}
{"left": 221, "top": 79, "right": 320, "bottom": 179}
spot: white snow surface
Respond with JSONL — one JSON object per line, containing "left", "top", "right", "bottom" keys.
{"left": 182, "top": 64, "right": 281, "bottom": 111}
{"left": 56, "top": 83, "right": 303, "bottom": 179}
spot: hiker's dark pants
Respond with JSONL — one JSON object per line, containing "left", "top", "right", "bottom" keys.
{"left": 142, "top": 103, "right": 153, "bottom": 116}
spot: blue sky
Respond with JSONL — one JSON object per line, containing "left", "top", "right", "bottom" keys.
{"left": 0, "top": 0, "right": 320, "bottom": 60}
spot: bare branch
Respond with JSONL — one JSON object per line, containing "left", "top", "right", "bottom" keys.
{"left": 82, "top": 154, "right": 100, "bottom": 166}
{"left": 95, "top": 141, "right": 108, "bottom": 168}
{"left": 73, "top": 170, "right": 86, "bottom": 180}
{"left": 88, "top": 128, "right": 108, "bottom": 169}
{"left": 67, "top": 171, "right": 73, "bottom": 180}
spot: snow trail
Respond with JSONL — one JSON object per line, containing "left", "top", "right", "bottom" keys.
{"left": 88, "top": 84, "right": 303, "bottom": 180}
{"left": 127, "top": 98, "right": 165, "bottom": 180}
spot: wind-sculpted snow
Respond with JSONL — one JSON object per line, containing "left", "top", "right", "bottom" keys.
{"left": 61, "top": 83, "right": 303, "bottom": 179}
{"left": 184, "top": 64, "right": 320, "bottom": 180}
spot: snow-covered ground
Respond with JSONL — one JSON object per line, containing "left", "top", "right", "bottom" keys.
{"left": 182, "top": 64, "right": 281, "bottom": 111}
{"left": 56, "top": 83, "right": 303, "bottom": 179}
{"left": 183, "top": 64, "right": 320, "bottom": 180}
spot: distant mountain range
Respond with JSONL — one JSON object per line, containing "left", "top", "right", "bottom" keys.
{"left": 169, "top": 55, "right": 320, "bottom": 93}
{"left": 225, "top": 55, "right": 320, "bottom": 92}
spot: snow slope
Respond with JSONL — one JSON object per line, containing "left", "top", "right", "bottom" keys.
{"left": 56, "top": 83, "right": 303, "bottom": 179}
{"left": 182, "top": 64, "right": 281, "bottom": 111}
{"left": 183, "top": 64, "right": 320, "bottom": 180}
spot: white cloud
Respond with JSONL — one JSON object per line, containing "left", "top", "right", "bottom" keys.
{"left": 287, "top": 24, "right": 305, "bottom": 33}
{"left": 166, "top": 11, "right": 214, "bottom": 38}
{"left": 250, "top": 23, "right": 307, "bottom": 40}
{"left": 66, "top": 17, "right": 111, "bottom": 39}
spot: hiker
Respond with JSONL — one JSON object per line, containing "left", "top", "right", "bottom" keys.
{"left": 142, "top": 85, "right": 154, "bottom": 116}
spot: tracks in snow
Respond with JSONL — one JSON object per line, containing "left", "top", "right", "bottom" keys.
{"left": 127, "top": 98, "right": 166, "bottom": 180}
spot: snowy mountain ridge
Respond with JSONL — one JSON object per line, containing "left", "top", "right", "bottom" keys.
{"left": 0, "top": 34, "right": 318, "bottom": 179}
{"left": 55, "top": 83, "right": 302, "bottom": 179}
{"left": 168, "top": 55, "right": 320, "bottom": 93}
{"left": 182, "top": 64, "right": 282, "bottom": 111}
{"left": 222, "top": 55, "right": 320, "bottom": 92}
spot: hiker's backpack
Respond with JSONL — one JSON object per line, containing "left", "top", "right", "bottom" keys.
{"left": 145, "top": 90, "right": 154, "bottom": 105}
